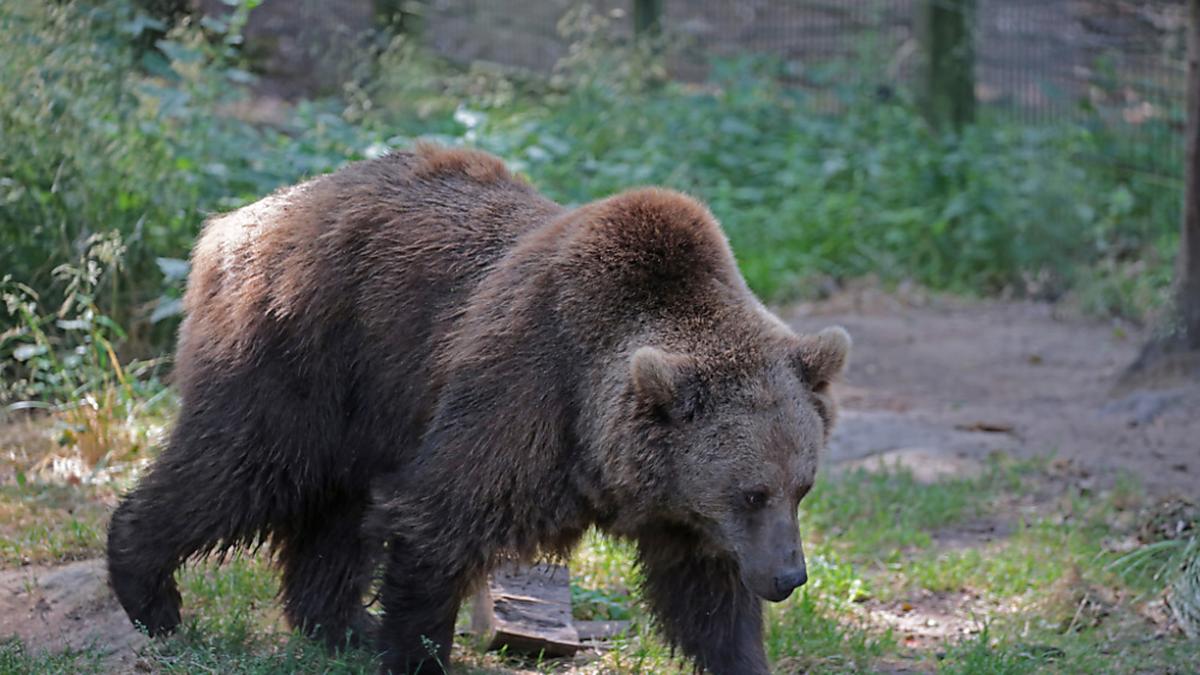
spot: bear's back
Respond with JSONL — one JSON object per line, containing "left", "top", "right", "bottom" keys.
{"left": 180, "top": 144, "right": 563, "bottom": 367}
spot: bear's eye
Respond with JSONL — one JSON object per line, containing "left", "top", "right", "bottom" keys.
{"left": 743, "top": 488, "right": 769, "bottom": 510}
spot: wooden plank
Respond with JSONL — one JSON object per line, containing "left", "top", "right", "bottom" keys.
{"left": 471, "top": 562, "right": 581, "bottom": 657}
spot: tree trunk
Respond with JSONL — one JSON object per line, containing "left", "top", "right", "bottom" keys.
{"left": 918, "top": 0, "right": 976, "bottom": 133}
{"left": 633, "top": 0, "right": 663, "bottom": 40}
{"left": 1179, "top": 0, "right": 1200, "bottom": 350}
{"left": 1121, "top": 0, "right": 1200, "bottom": 386}
{"left": 375, "top": 0, "right": 422, "bottom": 34}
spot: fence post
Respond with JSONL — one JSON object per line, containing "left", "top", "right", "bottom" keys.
{"left": 1123, "top": 0, "right": 1200, "bottom": 380}
{"left": 375, "top": 0, "right": 422, "bottom": 34}
{"left": 918, "top": 0, "right": 976, "bottom": 132}
{"left": 633, "top": 0, "right": 663, "bottom": 39}
{"left": 1178, "top": 0, "right": 1200, "bottom": 349}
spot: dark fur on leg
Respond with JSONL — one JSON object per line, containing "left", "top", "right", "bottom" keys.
{"left": 276, "top": 493, "right": 379, "bottom": 650}
{"left": 637, "top": 527, "right": 768, "bottom": 675}
{"left": 377, "top": 532, "right": 474, "bottom": 674}
{"left": 107, "top": 451, "right": 261, "bottom": 636}
{"left": 107, "top": 404, "right": 294, "bottom": 638}
{"left": 369, "top": 469, "right": 508, "bottom": 675}
{"left": 107, "top": 496, "right": 183, "bottom": 636}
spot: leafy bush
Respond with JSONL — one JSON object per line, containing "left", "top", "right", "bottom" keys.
{"left": 2, "top": 0, "right": 203, "bottom": 316}
{"left": 1, "top": 233, "right": 134, "bottom": 408}
{"left": 465, "top": 53, "right": 1178, "bottom": 303}
{"left": 0, "top": 0, "right": 385, "bottom": 334}
{"left": 1, "top": 0, "right": 1181, "bottom": 361}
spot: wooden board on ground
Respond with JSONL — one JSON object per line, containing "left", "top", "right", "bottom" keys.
{"left": 471, "top": 562, "right": 581, "bottom": 657}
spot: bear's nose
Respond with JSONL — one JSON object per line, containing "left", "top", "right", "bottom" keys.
{"left": 773, "top": 568, "right": 808, "bottom": 596}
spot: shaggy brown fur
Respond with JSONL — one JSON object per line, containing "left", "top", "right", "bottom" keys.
{"left": 107, "top": 143, "right": 850, "bottom": 675}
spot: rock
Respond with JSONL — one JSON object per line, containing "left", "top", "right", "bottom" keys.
{"left": 1100, "top": 389, "right": 1185, "bottom": 427}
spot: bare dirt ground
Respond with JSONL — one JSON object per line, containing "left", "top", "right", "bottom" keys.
{"left": 1, "top": 293, "right": 1196, "bottom": 670}
{"left": 789, "top": 290, "right": 1199, "bottom": 496}
{"left": 0, "top": 560, "right": 147, "bottom": 669}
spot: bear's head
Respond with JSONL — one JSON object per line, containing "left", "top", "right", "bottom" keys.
{"left": 628, "top": 326, "right": 851, "bottom": 602}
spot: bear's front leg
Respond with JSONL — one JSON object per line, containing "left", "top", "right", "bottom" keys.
{"left": 378, "top": 529, "right": 475, "bottom": 674}
{"left": 637, "top": 532, "right": 769, "bottom": 675}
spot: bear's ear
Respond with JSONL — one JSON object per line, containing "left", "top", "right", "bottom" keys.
{"left": 631, "top": 346, "right": 699, "bottom": 421}
{"left": 791, "top": 326, "right": 851, "bottom": 392}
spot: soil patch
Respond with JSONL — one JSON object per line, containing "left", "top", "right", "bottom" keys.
{"left": 0, "top": 559, "right": 145, "bottom": 670}
{"left": 789, "top": 292, "right": 1199, "bottom": 496}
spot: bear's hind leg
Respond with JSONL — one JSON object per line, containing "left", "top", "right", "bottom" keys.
{"left": 276, "top": 493, "right": 379, "bottom": 650}
{"left": 107, "top": 446, "right": 269, "bottom": 636}
{"left": 107, "top": 489, "right": 183, "bottom": 637}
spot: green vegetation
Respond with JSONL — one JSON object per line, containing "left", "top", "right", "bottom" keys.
{"left": 0, "top": 483, "right": 108, "bottom": 566}
{"left": 801, "top": 463, "right": 988, "bottom": 556}
{"left": 0, "top": 639, "right": 106, "bottom": 675}
{"left": 1, "top": 460, "right": 1195, "bottom": 673}
{"left": 0, "top": 0, "right": 1181, "bottom": 366}
{"left": 0, "top": 0, "right": 393, "bottom": 352}
{"left": 475, "top": 64, "right": 1177, "bottom": 304}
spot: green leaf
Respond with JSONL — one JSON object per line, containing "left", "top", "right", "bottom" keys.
{"left": 156, "top": 258, "right": 190, "bottom": 283}
{"left": 150, "top": 297, "right": 184, "bottom": 324}
{"left": 12, "top": 344, "right": 46, "bottom": 362}
{"left": 55, "top": 319, "right": 92, "bottom": 331}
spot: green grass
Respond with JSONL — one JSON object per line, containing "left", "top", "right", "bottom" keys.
{"left": 939, "top": 628, "right": 1063, "bottom": 675}
{"left": 939, "top": 623, "right": 1200, "bottom": 675}
{"left": 0, "top": 455, "right": 1196, "bottom": 673}
{"left": 570, "top": 529, "right": 638, "bottom": 621}
{"left": 903, "top": 517, "right": 1105, "bottom": 598}
{"left": 0, "top": 639, "right": 106, "bottom": 675}
{"left": 764, "top": 589, "right": 894, "bottom": 673}
{"left": 802, "top": 466, "right": 983, "bottom": 557}
{"left": 141, "top": 622, "right": 379, "bottom": 675}
{"left": 0, "top": 484, "right": 108, "bottom": 566}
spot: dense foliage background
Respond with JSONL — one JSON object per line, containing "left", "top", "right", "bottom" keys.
{"left": 1, "top": 0, "right": 1181, "bottom": 391}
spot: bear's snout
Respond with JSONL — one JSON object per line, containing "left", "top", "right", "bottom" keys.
{"left": 771, "top": 567, "right": 808, "bottom": 601}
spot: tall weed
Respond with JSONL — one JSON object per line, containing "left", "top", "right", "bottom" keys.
{"left": 1, "top": 233, "right": 168, "bottom": 471}
{"left": 0, "top": 0, "right": 384, "bottom": 336}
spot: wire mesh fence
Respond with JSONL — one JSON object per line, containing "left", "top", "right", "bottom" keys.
{"left": 415, "top": 0, "right": 1188, "bottom": 178}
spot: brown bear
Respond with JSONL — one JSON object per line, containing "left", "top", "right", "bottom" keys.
{"left": 106, "top": 143, "right": 850, "bottom": 674}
